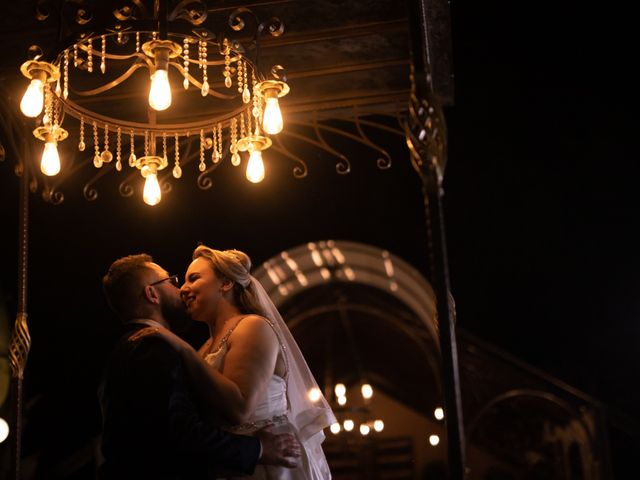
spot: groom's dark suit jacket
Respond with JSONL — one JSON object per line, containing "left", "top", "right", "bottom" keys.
{"left": 98, "top": 323, "right": 260, "bottom": 479}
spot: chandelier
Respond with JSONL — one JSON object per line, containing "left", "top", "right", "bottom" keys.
{"left": 18, "top": 1, "right": 289, "bottom": 205}
{"left": 325, "top": 382, "right": 385, "bottom": 437}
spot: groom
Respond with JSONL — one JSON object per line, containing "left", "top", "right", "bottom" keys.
{"left": 99, "top": 254, "right": 300, "bottom": 479}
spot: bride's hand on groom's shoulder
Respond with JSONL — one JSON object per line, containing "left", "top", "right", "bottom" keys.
{"left": 256, "top": 426, "right": 301, "bottom": 468}
{"left": 128, "top": 326, "right": 191, "bottom": 353}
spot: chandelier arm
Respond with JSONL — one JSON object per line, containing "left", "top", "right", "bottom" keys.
{"left": 70, "top": 42, "right": 148, "bottom": 62}
{"left": 270, "top": 137, "right": 308, "bottom": 179}
{"left": 68, "top": 62, "right": 149, "bottom": 97}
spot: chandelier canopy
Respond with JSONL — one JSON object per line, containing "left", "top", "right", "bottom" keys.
{"left": 19, "top": 0, "right": 289, "bottom": 205}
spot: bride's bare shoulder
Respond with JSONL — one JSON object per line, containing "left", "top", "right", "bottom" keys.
{"left": 233, "top": 314, "right": 277, "bottom": 340}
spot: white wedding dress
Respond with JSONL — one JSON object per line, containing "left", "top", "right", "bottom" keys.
{"left": 204, "top": 322, "right": 331, "bottom": 480}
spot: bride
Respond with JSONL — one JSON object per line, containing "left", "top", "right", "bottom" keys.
{"left": 140, "top": 245, "right": 335, "bottom": 480}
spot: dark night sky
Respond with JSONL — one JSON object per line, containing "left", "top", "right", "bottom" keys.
{"left": 446, "top": 1, "right": 638, "bottom": 414}
{"left": 1, "top": 0, "right": 639, "bottom": 476}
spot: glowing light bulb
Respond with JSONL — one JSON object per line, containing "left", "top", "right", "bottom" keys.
{"left": 343, "top": 419, "right": 354, "bottom": 432}
{"left": 360, "top": 424, "right": 370, "bottom": 436}
{"left": 308, "top": 388, "right": 322, "bottom": 402}
{"left": 143, "top": 172, "right": 161, "bottom": 206}
{"left": 337, "top": 395, "right": 347, "bottom": 406}
{"left": 262, "top": 95, "right": 283, "bottom": 134}
{"left": 361, "top": 383, "right": 373, "bottom": 399}
{"left": 246, "top": 149, "right": 265, "bottom": 183}
{"left": 40, "top": 137, "right": 61, "bottom": 176}
{"left": 429, "top": 435, "right": 440, "bottom": 446}
{"left": 20, "top": 78, "right": 44, "bottom": 117}
{"left": 0, "top": 418, "right": 9, "bottom": 444}
{"left": 149, "top": 69, "right": 171, "bottom": 111}
{"left": 373, "top": 420, "right": 384, "bottom": 432}
{"left": 434, "top": 407, "right": 444, "bottom": 420}
{"left": 334, "top": 383, "right": 346, "bottom": 397}
{"left": 329, "top": 423, "right": 341, "bottom": 434}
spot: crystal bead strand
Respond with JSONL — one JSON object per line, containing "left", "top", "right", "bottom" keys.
{"left": 173, "top": 133, "right": 182, "bottom": 178}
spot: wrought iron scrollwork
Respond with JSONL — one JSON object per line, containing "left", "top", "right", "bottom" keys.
{"left": 168, "top": 0, "right": 208, "bottom": 25}
{"left": 9, "top": 314, "right": 31, "bottom": 379}
{"left": 312, "top": 112, "right": 350, "bottom": 175}
{"left": 272, "top": 136, "right": 308, "bottom": 179}
{"left": 118, "top": 175, "right": 135, "bottom": 197}
{"left": 404, "top": 66, "right": 447, "bottom": 187}
{"left": 42, "top": 186, "right": 65, "bottom": 204}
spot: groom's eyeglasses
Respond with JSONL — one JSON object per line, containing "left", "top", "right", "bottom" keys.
{"left": 149, "top": 275, "right": 180, "bottom": 288}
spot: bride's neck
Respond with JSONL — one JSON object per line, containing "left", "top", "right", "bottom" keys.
{"left": 210, "top": 302, "right": 242, "bottom": 337}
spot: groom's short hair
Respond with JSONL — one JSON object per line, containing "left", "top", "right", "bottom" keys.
{"left": 103, "top": 253, "right": 154, "bottom": 318}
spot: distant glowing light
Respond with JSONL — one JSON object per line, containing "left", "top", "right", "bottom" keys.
{"left": 373, "top": 420, "right": 384, "bottom": 432}
{"left": 0, "top": 418, "right": 9, "bottom": 444}
{"left": 330, "top": 423, "right": 341, "bottom": 434}
{"left": 308, "top": 388, "right": 322, "bottom": 402}
{"left": 343, "top": 420, "right": 354, "bottom": 432}
{"left": 434, "top": 407, "right": 444, "bottom": 420}
{"left": 429, "top": 435, "right": 440, "bottom": 446}
{"left": 360, "top": 424, "right": 370, "bottom": 435}
{"left": 361, "top": 383, "right": 373, "bottom": 399}
{"left": 334, "top": 383, "right": 346, "bottom": 397}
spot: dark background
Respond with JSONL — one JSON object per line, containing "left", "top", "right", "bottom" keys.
{"left": 0, "top": 0, "right": 638, "bottom": 477}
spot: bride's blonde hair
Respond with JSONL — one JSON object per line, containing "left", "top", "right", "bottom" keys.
{"left": 192, "top": 245, "right": 265, "bottom": 316}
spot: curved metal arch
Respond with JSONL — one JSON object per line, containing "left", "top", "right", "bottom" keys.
{"left": 254, "top": 240, "right": 439, "bottom": 348}
{"left": 466, "top": 388, "right": 597, "bottom": 452}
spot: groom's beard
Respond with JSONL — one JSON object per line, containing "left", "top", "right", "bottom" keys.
{"left": 160, "top": 296, "right": 192, "bottom": 333}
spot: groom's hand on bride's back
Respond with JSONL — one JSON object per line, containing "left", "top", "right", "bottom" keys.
{"left": 256, "top": 426, "right": 301, "bottom": 468}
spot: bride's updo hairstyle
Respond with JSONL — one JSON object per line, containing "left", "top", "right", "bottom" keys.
{"left": 193, "top": 245, "right": 266, "bottom": 316}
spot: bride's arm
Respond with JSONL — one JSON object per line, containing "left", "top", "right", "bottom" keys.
{"left": 137, "top": 318, "right": 279, "bottom": 424}
{"left": 180, "top": 315, "right": 280, "bottom": 424}
{"left": 128, "top": 326, "right": 246, "bottom": 423}
{"left": 218, "top": 315, "right": 280, "bottom": 422}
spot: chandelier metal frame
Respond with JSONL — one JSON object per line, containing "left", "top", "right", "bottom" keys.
{"left": 19, "top": 0, "right": 290, "bottom": 204}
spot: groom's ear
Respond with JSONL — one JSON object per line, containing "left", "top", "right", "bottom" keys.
{"left": 143, "top": 285, "right": 161, "bottom": 304}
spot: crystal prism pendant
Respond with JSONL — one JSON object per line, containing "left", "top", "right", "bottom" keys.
{"left": 101, "top": 150, "right": 113, "bottom": 163}
{"left": 173, "top": 165, "right": 182, "bottom": 178}
{"left": 201, "top": 81, "right": 209, "bottom": 96}
{"left": 93, "top": 154, "right": 103, "bottom": 168}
